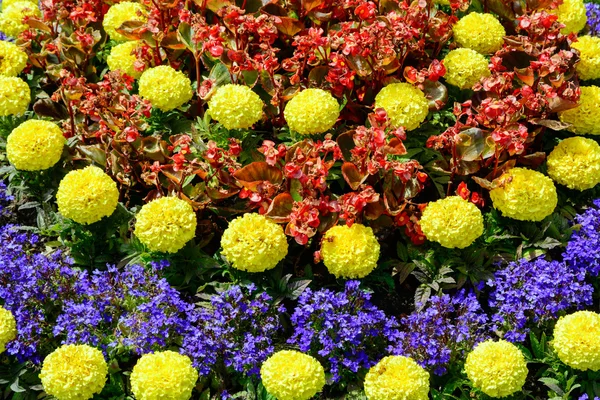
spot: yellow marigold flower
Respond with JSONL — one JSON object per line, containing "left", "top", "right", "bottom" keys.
{"left": 465, "top": 340, "right": 528, "bottom": 398}
{"left": 547, "top": 137, "right": 600, "bottom": 191}
{"left": 551, "top": 0, "right": 587, "bottom": 34}
{"left": 208, "top": 84, "right": 264, "bottom": 130}
{"left": 284, "top": 88, "right": 339, "bottom": 135}
{"left": 1, "top": 0, "right": 36, "bottom": 10}
{"left": 453, "top": 12, "right": 506, "bottom": 54}
{"left": 559, "top": 86, "right": 600, "bottom": 135}
{"left": 490, "top": 167, "right": 557, "bottom": 221}
{"left": 221, "top": 213, "right": 288, "bottom": 272}
{"left": 261, "top": 350, "right": 325, "bottom": 400}
{"left": 364, "top": 356, "right": 430, "bottom": 400}
{"left": 134, "top": 196, "right": 197, "bottom": 253}
{"left": 321, "top": 223, "right": 379, "bottom": 278}
{"left": 7, "top": 120, "right": 65, "bottom": 171}
{"left": 0, "top": 306, "right": 16, "bottom": 354}
{"left": 39, "top": 344, "right": 108, "bottom": 400}
{"left": 0, "top": 40, "right": 27, "bottom": 77}
{"left": 374, "top": 82, "right": 429, "bottom": 131}
{"left": 102, "top": 1, "right": 147, "bottom": 42}
{"left": 107, "top": 40, "right": 143, "bottom": 79}
{"left": 0, "top": 76, "right": 29, "bottom": 116}
{"left": 0, "top": 1, "right": 40, "bottom": 38}
{"left": 553, "top": 311, "right": 600, "bottom": 371}
{"left": 443, "top": 48, "right": 490, "bottom": 89}
{"left": 138, "top": 65, "right": 193, "bottom": 111}
{"left": 420, "top": 196, "right": 484, "bottom": 249}
{"left": 130, "top": 351, "right": 198, "bottom": 400}
{"left": 56, "top": 166, "right": 119, "bottom": 225}
{"left": 572, "top": 36, "right": 600, "bottom": 81}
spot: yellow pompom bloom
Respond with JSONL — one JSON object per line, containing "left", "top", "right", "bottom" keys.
{"left": 0, "top": 1, "right": 40, "bottom": 38}
{"left": 572, "top": 36, "right": 600, "bottom": 81}
{"left": 7, "top": 120, "right": 65, "bottom": 171}
{"left": 134, "top": 196, "right": 197, "bottom": 253}
{"left": 453, "top": 13, "right": 506, "bottom": 54}
{"left": 1, "top": 0, "right": 36, "bottom": 10}
{"left": 39, "top": 344, "right": 108, "bottom": 400}
{"left": 284, "top": 88, "right": 339, "bottom": 135}
{"left": 102, "top": 1, "right": 147, "bottom": 42}
{"left": 221, "top": 213, "right": 288, "bottom": 272}
{"left": 130, "top": 351, "right": 198, "bottom": 400}
{"left": 465, "top": 340, "right": 528, "bottom": 398}
{"left": 551, "top": 0, "right": 587, "bottom": 34}
{"left": 364, "top": 356, "right": 430, "bottom": 400}
{"left": 490, "top": 167, "right": 557, "bottom": 221}
{"left": 420, "top": 196, "right": 484, "bottom": 249}
{"left": 138, "top": 65, "right": 193, "bottom": 111}
{"left": 553, "top": 311, "right": 600, "bottom": 371}
{"left": 321, "top": 223, "right": 380, "bottom": 279}
{"left": 0, "top": 40, "right": 27, "bottom": 77}
{"left": 208, "top": 84, "right": 264, "bottom": 130}
{"left": 261, "top": 350, "right": 325, "bottom": 400}
{"left": 0, "top": 306, "right": 16, "bottom": 354}
{"left": 443, "top": 48, "right": 490, "bottom": 89}
{"left": 56, "top": 166, "right": 119, "bottom": 225}
{"left": 547, "top": 137, "right": 600, "bottom": 191}
{"left": 374, "top": 83, "right": 429, "bottom": 131}
{"left": 107, "top": 40, "right": 143, "bottom": 79}
{"left": 0, "top": 76, "right": 30, "bottom": 116}
{"left": 559, "top": 86, "right": 600, "bottom": 135}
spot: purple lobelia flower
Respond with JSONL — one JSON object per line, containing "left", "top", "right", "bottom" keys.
{"left": 487, "top": 258, "right": 593, "bottom": 343}
{"left": 53, "top": 261, "right": 195, "bottom": 355}
{"left": 0, "top": 225, "right": 81, "bottom": 363}
{"left": 288, "top": 281, "right": 401, "bottom": 383}
{"left": 563, "top": 199, "right": 600, "bottom": 277}
{"left": 391, "top": 290, "right": 489, "bottom": 376}
{"left": 0, "top": 224, "right": 193, "bottom": 363}
{"left": 586, "top": 3, "right": 600, "bottom": 37}
{"left": 181, "top": 284, "right": 283, "bottom": 378}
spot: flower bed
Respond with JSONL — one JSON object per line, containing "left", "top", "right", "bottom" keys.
{"left": 0, "top": 0, "right": 600, "bottom": 398}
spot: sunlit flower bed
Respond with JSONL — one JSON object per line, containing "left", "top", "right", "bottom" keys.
{"left": 1, "top": 0, "right": 600, "bottom": 398}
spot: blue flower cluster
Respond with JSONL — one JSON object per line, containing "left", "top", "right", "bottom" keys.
{"left": 54, "top": 261, "right": 194, "bottom": 355}
{"left": 0, "top": 223, "right": 193, "bottom": 362}
{"left": 288, "top": 281, "right": 401, "bottom": 382}
{"left": 564, "top": 199, "right": 600, "bottom": 277}
{"left": 182, "top": 284, "right": 283, "bottom": 377}
{"left": 391, "top": 291, "right": 489, "bottom": 376}
{"left": 0, "top": 225, "right": 81, "bottom": 362}
{"left": 487, "top": 258, "right": 593, "bottom": 342}
{"left": 586, "top": 2, "right": 600, "bottom": 37}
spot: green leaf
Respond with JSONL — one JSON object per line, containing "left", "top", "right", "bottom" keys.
{"left": 396, "top": 241, "right": 409, "bottom": 261}
{"left": 287, "top": 279, "right": 311, "bottom": 300}
{"left": 530, "top": 331, "right": 545, "bottom": 359}
{"left": 539, "top": 377, "right": 564, "bottom": 396}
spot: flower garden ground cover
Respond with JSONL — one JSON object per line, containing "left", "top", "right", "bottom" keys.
{"left": 1, "top": 0, "right": 600, "bottom": 398}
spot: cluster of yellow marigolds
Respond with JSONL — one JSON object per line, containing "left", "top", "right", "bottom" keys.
{"left": 0, "top": 307, "right": 593, "bottom": 400}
